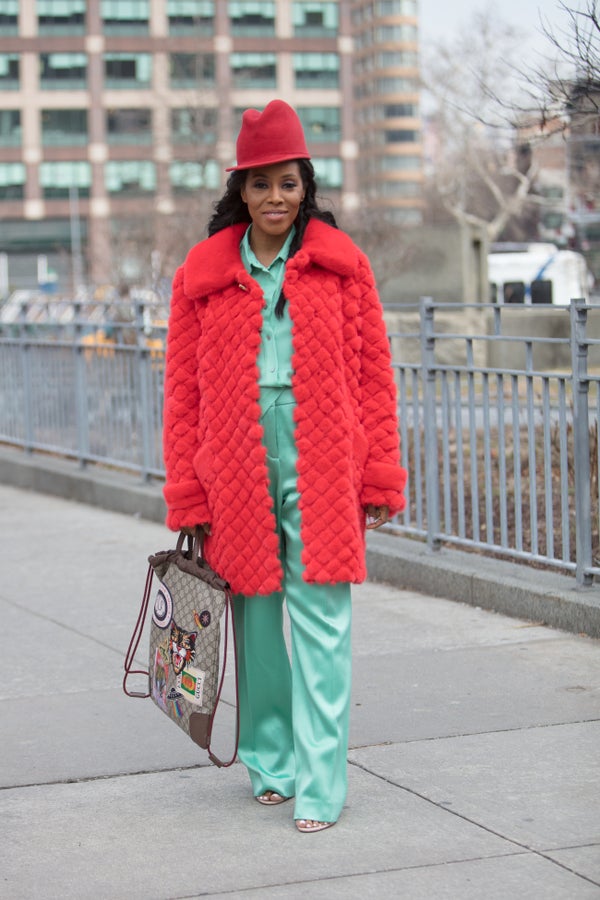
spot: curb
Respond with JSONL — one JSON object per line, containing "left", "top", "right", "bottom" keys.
{"left": 2, "top": 445, "right": 599, "bottom": 638}
{"left": 366, "top": 532, "right": 600, "bottom": 639}
{"left": 0, "top": 447, "right": 166, "bottom": 523}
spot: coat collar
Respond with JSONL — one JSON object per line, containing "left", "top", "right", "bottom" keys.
{"left": 183, "top": 219, "right": 359, "bottom": 300}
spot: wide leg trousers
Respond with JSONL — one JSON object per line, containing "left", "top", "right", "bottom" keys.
{"left": 232, "top": 388, "right": 352, "bottom": 824}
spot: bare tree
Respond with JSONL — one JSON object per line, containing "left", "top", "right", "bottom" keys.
{"left": 530, "top": 3, "right": 600, "bottom": 278}
{"left": 421, "top": 7, "right": 540, "bottom": 241}
{"left": 340, "top": 208, "right": 420, "bottom": 290}
{"left": 537, "top": 1, "right": 599, "bottom": 122}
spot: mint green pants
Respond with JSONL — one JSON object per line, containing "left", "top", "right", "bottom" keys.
{"left": 233, "top": 388, "right": 352, "bottom": 824}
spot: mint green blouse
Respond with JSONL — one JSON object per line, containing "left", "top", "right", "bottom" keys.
{"left": 240, "top": 225, "right": 295, "bottom": 388}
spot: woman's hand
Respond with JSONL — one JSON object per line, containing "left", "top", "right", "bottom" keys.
{"left": 365, "top": 505, "right": 389, "bottom": 530}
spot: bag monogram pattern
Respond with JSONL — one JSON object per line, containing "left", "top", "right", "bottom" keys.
{"left": 148, "top": 561, "right": 226, "bottom": 746}
{"left": 123, "top": 533, "right": 238, "bottom": 767}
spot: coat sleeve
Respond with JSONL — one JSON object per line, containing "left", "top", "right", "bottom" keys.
{"left": 162, "top": 266, "right": 211, "bottom": 530}
{"left": 356, "top": 253, "right": 407, "bottom": 516}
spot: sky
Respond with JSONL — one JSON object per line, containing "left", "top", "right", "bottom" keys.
{"left": 418, "top": 0, "right": 576, "bottom": 60}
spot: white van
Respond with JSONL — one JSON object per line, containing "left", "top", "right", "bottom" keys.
{"left": 488, "top": 242, "right": 591, "bottom": 306}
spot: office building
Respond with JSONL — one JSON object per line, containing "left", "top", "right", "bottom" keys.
{"left": 0, "top": 0, "right": 422, "bottom": 289}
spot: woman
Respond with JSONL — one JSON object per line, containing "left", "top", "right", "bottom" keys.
{"left": 163, "top": 99, "right": 406, "bottom": 832}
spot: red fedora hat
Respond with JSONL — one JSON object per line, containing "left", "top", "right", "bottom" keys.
{"left": 226, "top": 99, "right": 310, "bottom": 172}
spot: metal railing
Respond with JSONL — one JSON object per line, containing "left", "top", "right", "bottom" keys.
{"left": 388, "top": 298, "right": 600, "bottom": 585}
{"left": 1, "top": 296, "right": 599, "bottom": 585}
{"left": 0, "top": 299, "right": 166, "bottom": 479}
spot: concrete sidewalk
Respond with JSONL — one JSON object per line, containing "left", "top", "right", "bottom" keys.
{"left": 1, "top": 483, "right": 599, "bottom": 899}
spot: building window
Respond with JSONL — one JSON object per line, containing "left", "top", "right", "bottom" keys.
{"left": 376, "top": 51, "right": 419, "bottom": 68}
{"left": 101, "top": 0, "right": 149, "bottom": 35}
{"left": 0, "top": 111, "right": 21, "bottom": 147}
{"left": 0, "top": 163, "right": 26, "bottom": 200}
{"left": 41, "top": 109, "right": 88, "bottom": 146}
{"left": 376, "top": 0, "right": 418, "bottom": 14}
{"left": 297, "top": 107, "right": 340, "bottom": 142}
{"left": 37, "top": 0, "right": 86, "bottom": 35}
{"left": 293, "top": 2, "right": 338, "bottom": 37}
{"left": 382, "top": 180, "right": 421, "bottom": 197}
{"left": 229, "top": 1, "right": 275, "bottom": 36}
{"left": 169, "top": 53, "right": 215, "bottom": 88}
{"left": 106, "top": 108, "right": 152, "bottom": 144}
{"left": 376, "top": 77, "right": 416, "bottom": 93}
{"left": 375, "top": 24, "right": 417, "bottom": 41}
{"left": 168, "top": 0, "right": 214, "bottom": 33}
{"left": 385, "top": 129, "right": 418, "bottom": 143}
{"left": 171, "top": 108, "right": 217, "bottom": 144}
{"left": 104, "top": 54, "right": 152, "bottom": 89}
{"left": 40, "top": 53, "right": 87, "bottom": 90}
{"left": 40, "top": 161, "right": 91, "bottom": 199}
{"left": 231, "top": 53, "right": 276, "bottom": 89}
{"left": 0, "top": 54, "right": 20, "bottom": 91}
{"left": 380, "top": 155, "right": 421, "bottom": 172}
{"left": 105, "top": 160, "right": 156, "bottom": 195}
{"left": 357, "top": 0, "right": 416, "bottom": 17}
{"left": 169, "top": 160, "right": 220, "bottom": 193}
{"left": 312, "top": 157, "right": 342, "bottom": 189}
{"left": 0, "top": 0, "right": 19, "bottom": 35}
{"left": 294, "top": 53, "right": 339, "bottom": 89}
{"left": 384, "top": 103, "right": 418, "bottom": 117}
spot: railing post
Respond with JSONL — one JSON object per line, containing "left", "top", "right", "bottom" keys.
{"left": 420, "top": 297, "right": 441, "bottom": 551}
{"left": 19, "top": 302, "right": 34, "bottom": 452}
{"left": 135, "top": 300, "right": 153, "bottom": 482}
{"left": 73, "top": 300, "right": 89, "bottom": 468}
{"left": 570, "top": 298, "right": 593, "bottom": 586}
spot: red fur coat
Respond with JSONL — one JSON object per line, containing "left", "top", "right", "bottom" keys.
{"left": 163, "top": 219, "right": 406, "bottom": 595}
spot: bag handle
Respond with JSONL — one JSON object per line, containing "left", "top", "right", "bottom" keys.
{"left": 174, "top": 528, "right": 204, "bottom": 559}
{"left": 122, "top": 531, "right": 239, "bottom": 767}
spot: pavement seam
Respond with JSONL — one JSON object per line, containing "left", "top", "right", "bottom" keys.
{"left": 170, "top": 852, "right": 536, "bottom": 899}
{"left": 347, "top": 757, "right": 600, "bottom": 889}
{"left": 0, "top": 592, "right": 129, "bottom": 659}
{"left": 0, "top": 762, "right": 212, "bottom": 792}
{"left": 4, "top": 719, "right": 599, "bottom": 790}
{"left": 349, "top": 717, "right": 600, "bottom": 750}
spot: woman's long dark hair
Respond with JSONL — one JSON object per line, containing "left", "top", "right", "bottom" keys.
{"left": 207, "top": 159, "right": 337, "bottom": 317}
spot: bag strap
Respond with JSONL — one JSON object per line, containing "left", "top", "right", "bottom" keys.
{"left": 122, "top": 564, "right": 153, "bottom": 698}
{"left": 122, "top": 540, "right": 240, "bottom": 767}
{"left": 206, "top": 590, "right": 240, "bottom": 768}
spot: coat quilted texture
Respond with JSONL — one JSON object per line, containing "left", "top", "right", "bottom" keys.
{"left": 163, "top": 219, "right": 406, "bottom": 596}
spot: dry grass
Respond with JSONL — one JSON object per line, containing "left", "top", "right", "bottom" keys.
{"left": 403, "top": 421, "right": 600, "bottom": 570}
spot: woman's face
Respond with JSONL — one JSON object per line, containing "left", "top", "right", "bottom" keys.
{"left": 241, "top": 161, "right": 305, "bottom": 246}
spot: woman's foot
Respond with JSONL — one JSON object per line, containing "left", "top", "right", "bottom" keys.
{"left": 295, "top": 819, "right": 335, "bottom": 833}
{"left": 255, "top": 791, "right": 291, "bottom": 806}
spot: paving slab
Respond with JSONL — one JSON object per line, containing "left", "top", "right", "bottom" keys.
{"left": 212, "top": 854, "right": 600, "bottom": 900}
{"left": 349, "top": 723, "right": 600, "bottom": 852}
{"left": 350, "top": 582, "right": 560, "bottom": 653}
{"left": 0, "top": 764, "right": 517, "bottom": 900}
{"left": 350, "top": 630, "right": 600, "bottom": 745}
{"left": 0, "top": 688, "right": 227, "bottom": 789}
{"left": 546, "top": 846, "right": 600, "bottom": 885}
